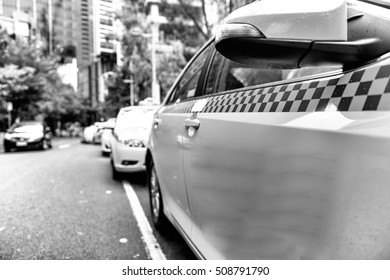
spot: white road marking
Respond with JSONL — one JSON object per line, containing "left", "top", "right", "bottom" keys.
{"left": 122, "top": 180, "right": 166, "bottom": 260}
{"left": 0, "top": 227, "right": 5, "bottom": 232}
{"left": 58, "top": 144, "right": 71, "bottom": 149}
{"left": 119, "top": 238, "right": 128, "bottom": 243}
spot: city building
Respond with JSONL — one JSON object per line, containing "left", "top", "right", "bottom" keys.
{"left": 0, "top": 0, "right": 91, "bottom": 90}
{"left": 0, "top": 0, "right": 123, "bottom": 122}
{"left": 78, "top": 0, "right": 123, "bottom": 118}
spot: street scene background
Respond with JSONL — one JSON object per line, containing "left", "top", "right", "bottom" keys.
{"left": 0, "top": 0, "right": 252, "bottom": 260}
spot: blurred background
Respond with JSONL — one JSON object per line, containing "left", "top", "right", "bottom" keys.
{"left": 0, "top": 0, "right": 253, "bottom": 134}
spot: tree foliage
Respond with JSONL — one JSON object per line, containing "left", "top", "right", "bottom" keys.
{"left": 103, "top": 0, "right": 186, "bottom": 115}
{"left": 102, "top": 0, "right": 253, "bottom": 114}
{"left": 0, "top": 28, "right": 83, "bottom": 127}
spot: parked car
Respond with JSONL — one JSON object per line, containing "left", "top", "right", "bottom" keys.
{"left": 100, "top": 118, "right": 116, "bottom": 156}
{"left": 111, "top": 106, "right": 159, "bottom": 180}
{"left": 3, "top": 121, "right": 52, "bottom": 152}
{"left": 146, "top": 0, "right": 390, "bottom": 259}
{"left": 81, "top": 123, "right": 99, "bottom": 144}
{"left": 92, "top": 118, "right": 116, "bottom": 145}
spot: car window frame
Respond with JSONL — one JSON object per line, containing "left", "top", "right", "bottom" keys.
{"left": 201, "top": 48, "right": 348, "bottom": 97}
{"left": 165, "top": 39, "right": 215, "bottom": 105}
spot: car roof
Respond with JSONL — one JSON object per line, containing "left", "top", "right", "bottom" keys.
{"left": 13, "top": 121, "right": 43, "bottom": 126}
{"left": 121, "top": 105, "right": 159, "bottom": 112}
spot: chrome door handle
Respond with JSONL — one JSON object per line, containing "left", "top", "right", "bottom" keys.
{"left": 153, "top": 118, "right": 162, "bottom": 130}
{"left": 184, "top": 118, "right": 200, "bottom": 129}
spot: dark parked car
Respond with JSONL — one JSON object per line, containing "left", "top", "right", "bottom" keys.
{"left": 3, "top": 121, "right": 52, "bottom": 152}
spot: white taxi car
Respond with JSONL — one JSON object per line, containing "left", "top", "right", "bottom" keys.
{"left": 111, "top": 106, "right": 158, "bottom": 180}
{"left": 146, "top": 0, "right": 390, "bottom": 259}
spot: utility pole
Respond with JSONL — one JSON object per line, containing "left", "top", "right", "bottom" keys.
{"left": 123, "top": 58, "right": 135, "bottom": 106}
{"left": 147, "top": 0, "right": 161, "bottom": 104}
{"left": 48, "top": 0, "right": 53, "bottom": 54}
{"left": 6, "top": 102, "right": 13, "bottom": 128}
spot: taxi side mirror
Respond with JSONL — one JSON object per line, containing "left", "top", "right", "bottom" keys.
{"left": 215, "top": 0, "right": 388, "bottom": 69}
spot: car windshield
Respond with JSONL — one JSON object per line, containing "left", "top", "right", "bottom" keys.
{"left": 10, "top": 123, "right": 43, "bottom": 133}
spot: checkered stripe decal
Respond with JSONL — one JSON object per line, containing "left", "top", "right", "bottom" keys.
{"left": 164, "top": 63, "right": 390, "bottom": 114}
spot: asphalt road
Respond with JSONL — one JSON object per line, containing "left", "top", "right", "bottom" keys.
{"left": 0, "top": 138, "right": 195, "bottom": 260}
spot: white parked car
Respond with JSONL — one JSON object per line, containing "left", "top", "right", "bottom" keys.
{"left": 81, "top": 124, "right": 99, "bottom": 143}
{"left": 110, "top": 106, "right": 159, "bottom": 180}
{"left": 100, "top": 118, "right": 116, "bottom": 156}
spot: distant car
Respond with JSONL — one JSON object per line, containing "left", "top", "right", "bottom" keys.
{"left": 92, "top": 118, "right": 116, "bottom": 145}
{"left": 110, "top": 106, "right": 158, "bottom": 180}
{"left": 145, "top": 0, "right": 390, "bottom": 259}
{"left": 81, "top": 123, "right": 99, "bottom": 143}
{"left": 100, "top": 118, "right": 116, "bottom": 156}
{"left": 3, "top": 121, "right": 52, "bottom": 152}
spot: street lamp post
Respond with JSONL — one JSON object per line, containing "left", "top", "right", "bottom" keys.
{"left": 6, "top": 102, "right": 12, "bottom": 128}
{"left": 129, "top": 31, "right": 160, "bottom": 105}
{"left": 123, "top": 57, "right": 135, "bottom": 106}
{"left": 146, "top": 0, "right": 161, "bottom": 104}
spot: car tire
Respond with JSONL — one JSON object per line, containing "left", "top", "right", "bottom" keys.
{"left": 111, "top": 159, "right": 121, "bottom": 181}
{"left": 148, "top": 160, "right": 168, "bottom": 230}
{"left": 4, "top": 147, "right": 10, "bottom": 153}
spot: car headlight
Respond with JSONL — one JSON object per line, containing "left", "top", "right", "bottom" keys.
{"left": 4, "top": 133, "right": 12, "bottom": 140}
{"left": 118, "top": 138, "right": 145, "bottom": 148}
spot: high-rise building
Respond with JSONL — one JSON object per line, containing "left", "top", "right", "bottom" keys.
{"left": 78, "top": 0, "right": 123, "bottom": 110}
{"left": 0, "top": 0, "right": 47, "bottom": 40}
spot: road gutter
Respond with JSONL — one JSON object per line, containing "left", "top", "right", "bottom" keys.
{"left": 122, "top": 180, "right": 166, "bottom": 260}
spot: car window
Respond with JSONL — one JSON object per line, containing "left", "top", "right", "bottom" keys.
{"left": 206, "top": 51, "right": 342, "bottom": 94}
{"left": 168, "top": 44, "right": 213, "bottom": 104}
{"left": 115, "top": 108, "right": 156, "bottom": 130}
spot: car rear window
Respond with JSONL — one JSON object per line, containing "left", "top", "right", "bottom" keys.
{"left": 116, "top": 108, "right": 156, "bottom": 129}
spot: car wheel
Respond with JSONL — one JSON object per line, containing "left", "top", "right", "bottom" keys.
{"left": 111, "top": 159, "right": 121, "bottom": 181}
{"left": 4, "top": 147, "right": 10, "bottom": 153}
{"left": 148, "top": 160, "right": 168, "bottom": 230}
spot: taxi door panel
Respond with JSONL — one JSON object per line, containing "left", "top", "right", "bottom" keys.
{"left": 182, "top": 58, "right": 390, "bottom": 259}
{"left": 150, "top": 42, "right": 214, "bottom": 239}
{"left": 151, "top": 109, "right": 192, "bottom": 235}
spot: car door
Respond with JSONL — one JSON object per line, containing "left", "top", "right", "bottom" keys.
{"left": 182, "top": 31, "right": 390, "bottom": 260}
{"left": 150, "top": 42, "right": 213, "bottom": 239}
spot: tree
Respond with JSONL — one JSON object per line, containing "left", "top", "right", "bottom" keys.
{"left": 173, "top": 0, "right": 255, "bottom": 43}
{"left": 103, "top": 0, "right": 256, "bottom": 113}
{"left": 0, "top": 28, "right": 83, "bottom": 128}
{"left": 102, "top": 0, "right": 186, "bottom": 113}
